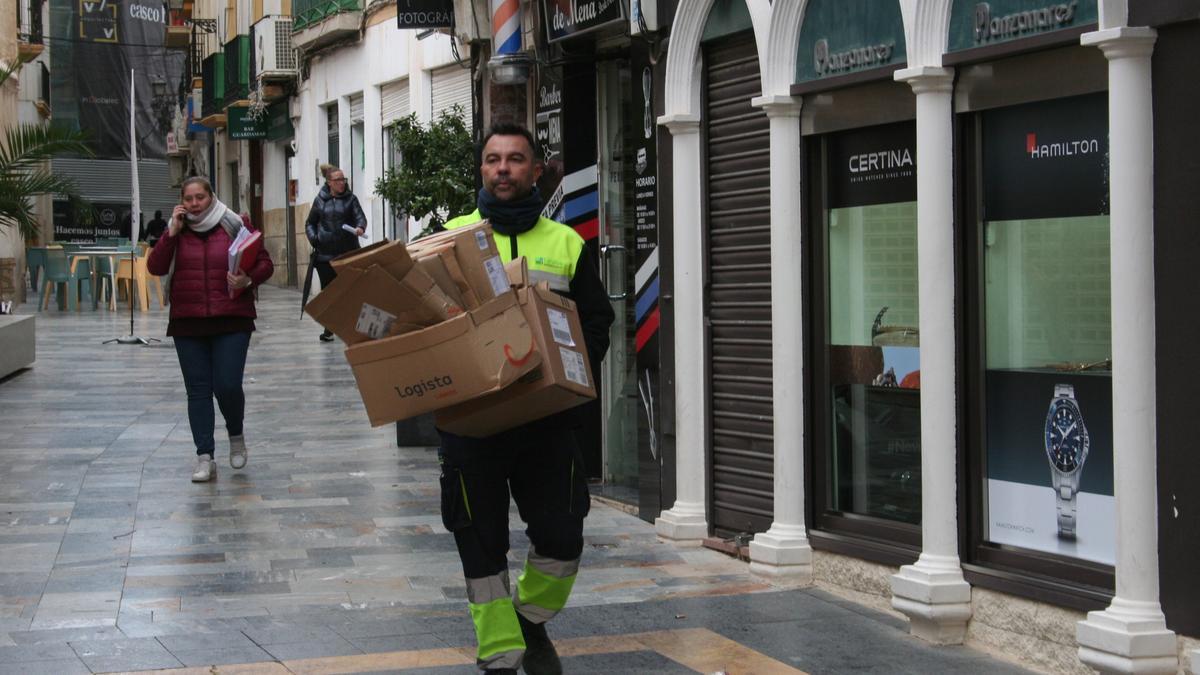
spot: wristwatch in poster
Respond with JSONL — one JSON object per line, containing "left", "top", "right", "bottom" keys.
{"left": 1044, "top": 383, "right": 1091, "bottom": 540}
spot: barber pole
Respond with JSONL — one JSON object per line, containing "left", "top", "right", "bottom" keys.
{"left": 491, "top": 0, "right": 520, "bottom": 55}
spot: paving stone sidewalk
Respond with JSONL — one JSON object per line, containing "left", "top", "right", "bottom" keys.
{"left": 0, "top": 286, "right": 1030, "bottom": 673}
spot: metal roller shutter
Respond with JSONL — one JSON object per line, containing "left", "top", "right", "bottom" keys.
{"left": 430, "top": 65, "right": 472, "bottom": 120}
{"left": 349, "top": 93, "right": 364, "bottom": 123}
{"left": 380, "top": 79, "right": 410, "bottom": 123}
{"left": 703, "top": 34, "right": 774, "bottom": 537}
{"left": 51, "top": 158, "right": 180, "bottom": 211}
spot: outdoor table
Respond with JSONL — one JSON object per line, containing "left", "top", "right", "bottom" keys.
{"left": 67, "top": 247, "right": 137, "bottom": 310}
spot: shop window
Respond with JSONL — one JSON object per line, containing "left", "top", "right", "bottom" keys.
{"left": 808, "top": 120, "right": 922, "bottom": 554}
{"left": 962, "top": 90, "right": 1114, "bottom": 605}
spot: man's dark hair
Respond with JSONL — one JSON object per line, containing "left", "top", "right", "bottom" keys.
{"left": 482, "top": 123, "right": 541, "bottom": 161}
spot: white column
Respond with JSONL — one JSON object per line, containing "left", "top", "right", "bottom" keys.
{"left": 747, "top": 95, "right": 812, "bottom": 580}
{"left": 362, "top": 84, "right": 383, "bottom": 241}
{"left": 337, "top": 96, "right": 352, "bottom": 174}
{"left": 1076, "top": 26, "right": 1178, "bottom": 675}
{"left": 654, "top": 114, "right": 708, "bottom": 544}
{"left": 888, "top": 66, "right": 972, "bottom": 645}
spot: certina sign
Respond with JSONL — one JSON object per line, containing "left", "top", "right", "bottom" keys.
{"left": 974, "top": 1, "right": 1078, "bottom": 44}
{"left": 849, "top": 147, "right": 914, "bottom": 178}
{"left": 813, "top": 38, "right": 895, "bottom": 77}
{"left": 1026, "top": 132, "right": 1100, "bottom": 159}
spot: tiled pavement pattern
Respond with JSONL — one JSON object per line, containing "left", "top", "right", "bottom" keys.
{"left": 0, "top": 287, "right": 1031, "bottom": 674}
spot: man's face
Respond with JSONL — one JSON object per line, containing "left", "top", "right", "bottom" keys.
{"left": 481, "top": 134, "right": 542, "bottom": 202}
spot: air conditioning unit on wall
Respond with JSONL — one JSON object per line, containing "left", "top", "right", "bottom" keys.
{"left": 253, "top": 15, "right": 298, "bottom": 81}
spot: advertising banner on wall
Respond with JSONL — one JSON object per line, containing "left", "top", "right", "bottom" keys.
{"left": 54, "top": 0, "right": 187, "bottom": 160}
{"left": 983, "top": 93, "right": 1109, "bottom": 220}
{"left": 631, "top": 40, "right": 662, "bottom": 516}
{"left": 986, "top": 371, "right": 1114, "bottom": 564}
{"left": 53, "top": 200, "right": 132, "bottom": 241}
{"left": 826, "top": 120, "right": 916, "bottom": 209}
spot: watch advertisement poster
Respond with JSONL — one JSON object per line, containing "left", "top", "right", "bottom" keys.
{"left": 986, "top": 370, "right": 1114, "bottom": 565}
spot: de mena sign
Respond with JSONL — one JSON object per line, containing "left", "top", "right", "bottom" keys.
{"left": 543, "top": 0, "right": 624, "bottom": 42}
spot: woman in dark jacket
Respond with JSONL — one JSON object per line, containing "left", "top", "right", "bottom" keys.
{"left": 305, "top": 165, "right": 367, "bottom": 341}
{"left": 148, "top": 177, "right": 274, "bottom": 482}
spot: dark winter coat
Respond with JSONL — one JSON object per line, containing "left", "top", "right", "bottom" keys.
{"left": 147, "top": 225, "right": 274, "bottom": 319}
{"left": 305, "top": 185, "right": 367, "bottom": 262}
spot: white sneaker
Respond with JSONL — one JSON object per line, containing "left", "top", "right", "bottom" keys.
{"left": 229, "top": 435, "right": 247, "bottom": 469}
{"left": 191, "top": 454, "right": 216, "bottom": 482}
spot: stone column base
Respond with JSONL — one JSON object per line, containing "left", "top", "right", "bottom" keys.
{"left": 890, "top": 554, "right": 972, "bottom": 645}
{"left": 654, "top": 503, "right": 707, "bottom": 545}
{"left": 1076, "top": 599, "right": 1178, "bottom": 674}
{"left": 749, "top": 525, "right": 813, "bottom": 581}
{"left": 1188, "top": 648, "right": 1198, "bottom": 675}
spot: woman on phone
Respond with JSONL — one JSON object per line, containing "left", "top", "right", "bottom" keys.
{"left": 148, "top": 177, "right": 274, "bottom": 482}
{"left": 305, "top": 164, "right": 366, "bottom": 342}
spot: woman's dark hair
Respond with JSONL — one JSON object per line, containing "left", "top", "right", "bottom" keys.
{"left": 482, "top": 123, "right": 541, "bottom": 161}
{"left": 181, "top": 176, "right": 214, "bottom": 198}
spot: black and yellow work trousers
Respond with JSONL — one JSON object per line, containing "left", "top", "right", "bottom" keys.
{"left": 438, "top": 422, "right": 591, "bottom": 671}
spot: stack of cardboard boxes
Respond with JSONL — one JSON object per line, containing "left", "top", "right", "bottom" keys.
{"left": 305, "top": 221, "right": 596, "bottom": 437}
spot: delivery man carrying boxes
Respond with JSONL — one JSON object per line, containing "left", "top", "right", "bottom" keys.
{"left": 436, "top": 123, "right": 615, "bottom": 674}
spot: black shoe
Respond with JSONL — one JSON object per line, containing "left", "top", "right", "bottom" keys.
{"left": 319, "top": 330, "right": 335, "bottom": 342}
{"left": 517, "top": 613, "right": 561, "bottom": 675}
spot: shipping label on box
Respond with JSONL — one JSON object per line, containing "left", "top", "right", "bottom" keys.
{"left": 435, "top": 285, "right": 595, "bottom": 437}
{"left": 344, "top": 291, "right": 542, "bottom": 427}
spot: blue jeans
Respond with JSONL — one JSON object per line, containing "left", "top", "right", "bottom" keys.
{"left": 173, "top": 332, "right": 252, "bottom": 456}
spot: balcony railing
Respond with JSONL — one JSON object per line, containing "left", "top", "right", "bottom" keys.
{"left": 292, "top": 0, "right": 360, "bottom": 32}
{"left": 223, "top": 35, "right": 251, "bottom": 105}
{"left": 18, "top": 0, "right": 44, "bottom": 44}
{"left": 201, "top": 52, "right": 225, "bottom": 117}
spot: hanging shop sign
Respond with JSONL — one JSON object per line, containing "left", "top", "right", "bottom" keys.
{"left": 395, "top": 0, "right": 453, "bottom": 29}
{"left": 543, "top": 0, "right": 625, "bottom": 42}
{"left": 52, "top": 200, "right": 131, "bottom": 242}
{"left": 982, "top": 92, "right": 1108, "bottom": 221}
{"left": 948, "top": 0, "right": 1097, "bottom": 53}
{"left": 535, "top": 66, "right": 565, "bottom": 211}
{"left": 227, "top": 105, "right": 268, "bottom": 140}
{"left": 826, "top": 120, "right": 916, "bottom": 209}
{"left": 795, "top": 0, "right": 906, "bottom": 86}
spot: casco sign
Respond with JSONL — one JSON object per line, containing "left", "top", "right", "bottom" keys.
{"left": 129, "top": 3, "right": 166, "bottom": 23}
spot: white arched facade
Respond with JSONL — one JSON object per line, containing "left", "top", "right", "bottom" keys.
{"left": 656, "top": 0, "right": 1179, "bottom": 671}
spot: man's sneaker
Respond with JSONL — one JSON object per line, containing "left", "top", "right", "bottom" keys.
{"left": 229, "top": 435, "right": 248, "bottom": 469}
{"left": 319, "top": 330, "right": 335, "bottom": 342}
{"left": 517, "top": 613, "right": 561, "bottom": 675}
{"left": 191, "top": 454, "right": 216, "bottom": 482}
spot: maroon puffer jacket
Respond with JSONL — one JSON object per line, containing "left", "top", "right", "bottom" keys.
{"left": 147, "top": 225, "right": 274, "bottom": 319}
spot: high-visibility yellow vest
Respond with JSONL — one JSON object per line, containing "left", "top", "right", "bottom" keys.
{"left": 444, "top": 209, "right": 583, "bottom": 293}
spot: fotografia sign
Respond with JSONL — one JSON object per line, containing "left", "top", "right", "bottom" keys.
{"left": 543, "top": 0, "right": 624, "bottom": 42}
{"left": 396, "top": 0, "right": 453, "bottom": 29}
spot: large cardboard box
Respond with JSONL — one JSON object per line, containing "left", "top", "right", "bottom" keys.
{"left": 331, "top": 239, "right": 414, "bottom": 280}
{"left": 435, "top": 284, "right": 595, "bottom": 437}
{"left": 304, "top": 264, "right": 461, "bottom": 344}
{"left": 345, "top": 290, "right": 543, "bottom": 427}
{"left": 409, "top": 220, "right": 509, "bottom": 307}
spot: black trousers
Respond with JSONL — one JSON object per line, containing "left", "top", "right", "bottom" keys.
{"left": 438, "top": 421, "right": 591, "bottom": 579}
{"left": 314, "top": 260, "right": 337, "bottom": 289}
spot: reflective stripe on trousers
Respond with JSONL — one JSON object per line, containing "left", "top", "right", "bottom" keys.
{"left": 466, "top": 570, "right": 525, "bottom": 669}
{"left": 514, "top": 548, "right": 580, "bottom": 623}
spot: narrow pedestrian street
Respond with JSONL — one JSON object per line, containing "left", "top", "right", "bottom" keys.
{"left": 0, "top": 287, "right": 1030, "bottom": 674}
